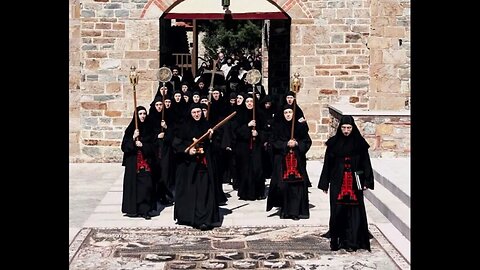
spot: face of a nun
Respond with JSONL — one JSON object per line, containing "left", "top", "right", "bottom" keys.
{"left": 164, "top": 99, "right": 171, "bottom": 108}
{"left": 174, "top": 93, "right": 182, "bottom": 102}
{"left": 154, "top": 101, "right": 163, "bottom": 112}
{"left": 202, "top": 108, "right": 208, "bottom": 117}
{"left": 286, "top": 96, "right": 295, "bottom": 105}
{"left": 236, "top": 95, "right": 244, "bottom": 105}
{"left": 212, "top": 91, "right": 220, "bottom": 100}
{"left": 138, "top": 110, "right": 147, "bottom": 122}
{"left": 193, "top": 95, "right": 200, "bottom": 103}
{"left": 283, "top": 108, "right": 293, "bottom": 121}
{"left": 160, "top": 87, "right": 168, "bottom": 96}
{"left": 191, "top": 108, "right": 202, "bottom": 121}
{"left": 245, "top": 98, "right": 254, "bottom": 109}
{"left": 341, "top": 124, "right": 353, "bottom": 136}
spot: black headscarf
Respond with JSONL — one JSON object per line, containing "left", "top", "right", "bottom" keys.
{"left": 326, "top": 115, "right": 369, "bottom": 157}
{"left": 272, "top": 104, "right": 302, "bottom": 141}
{"left": 176, "top": 103, "right": 210, "bottom": 141}
{"left": 124, "top": 106, "right": 152, "bottom": 141}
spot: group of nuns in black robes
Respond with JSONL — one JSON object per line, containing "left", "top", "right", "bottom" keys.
{"left": 120, "top": 83, "right": 375, "bottom": 251}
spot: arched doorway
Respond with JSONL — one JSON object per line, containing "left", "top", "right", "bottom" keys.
{"left": 159, "top": 0, "right": 291, "bottom": 101}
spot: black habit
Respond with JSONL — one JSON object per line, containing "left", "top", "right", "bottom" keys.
{"left": 318, "top": 115, "right": 374, "bottom": 251}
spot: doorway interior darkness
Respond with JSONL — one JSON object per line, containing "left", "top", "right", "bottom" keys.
{"left": 159, "top": 17, "right": 291, "bottom": 103}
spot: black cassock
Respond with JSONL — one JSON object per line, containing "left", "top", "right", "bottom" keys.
{"left": 266, "top": 119, "right": 311, "bottom": 219}
{"left": 233, "top": 106, "right": 265, "bottom": 200}
{"left": 318, "top": 115, "right": 375, "bottom": 251}
{"left": 172, "top": 115, "right": 220, "bottom": 229}
{"left": 121, "top": 109, "right": 155, "bottom": 217}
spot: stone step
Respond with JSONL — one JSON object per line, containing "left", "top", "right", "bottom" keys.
{"left": 364, "top": 180, "right": 410, "bottom": 241}
{"left": 370, "top": 158, "right": 410, "bottom": 207}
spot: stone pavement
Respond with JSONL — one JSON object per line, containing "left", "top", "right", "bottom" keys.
{"left": 69, "top": 159, "right": 410, "bottom": 269}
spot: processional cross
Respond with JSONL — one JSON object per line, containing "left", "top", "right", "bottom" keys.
{"left": 203, "top": 60, "right": 225, "bottom": 120}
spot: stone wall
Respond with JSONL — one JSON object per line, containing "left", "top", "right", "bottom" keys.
{"left": 69, "top": 0, "right": 410, "bottom": 162}
{"left": 70, "top": 0, "right": 176, "bottom": 162}
{"left": 280, "top": 0, "right": 410, "bottom": 158}
{"left": 70, "top": 0, "right": 82, "bottom": 158}
{"left": 327, "top": 104, "right": 410, "bottom": 158}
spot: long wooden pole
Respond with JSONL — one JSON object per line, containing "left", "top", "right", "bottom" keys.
{"left": 192, "top": 19, "right": 197, "bottom": 78}
{"left": 290, "top": 98, "right": 296, "bottom": 140}
{"left": 161, "top": 84, "right": 165, "bottom": 132}
{"left": 185, "top": 111, "right": 237, "bottom": 153}
{"left": 290, "top": 73, "right": 301, "bottom": 141}
{"left": 133, "top": 85, "right": 138, "bottom": 131}
{"left": 206, "top": 59, "right": 218, "bottom": 121}
{"left": 252, "top": 84, "right": 256, "bottom": 141}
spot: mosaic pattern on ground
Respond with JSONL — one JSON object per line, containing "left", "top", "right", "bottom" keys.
{"left": 69, "top": 225, "right": 409, "bottom": 270}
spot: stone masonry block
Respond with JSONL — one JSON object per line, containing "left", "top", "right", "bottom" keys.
{"left": 95, "top": 22, "right": 111, "bottom": 29}
{"left": 82, "top": 146, "right": 102, "bottom": 158}
{"left": 384, "top": 26, "right": 406, "bottom": 37}
{"left": 302, "top": 26, "right": 329, "bottom": 44}
{"left": 124, "top": 51, "right": 159, "bottom": 59}
{"left": 70, "top": 132, "right": 80, "bottom": 155}
{"left": 336, "top": 76, "right": 354, "bottom": 81}
{"left": 336, "top": 8, "right": 353, "bottom": 19}
{"left": 93, "top": 38, "right": 115, "bottom": 44}
{"left": 86, "top": 51, "right": 108, "bottom": 58}
{"left": 376, "top": 123, "right": 393, "bottom": 136}
{"left": 107, "top": 101, "right": 128, "bottom": 111}
{"left": 103, "top": 30, "right": 125, "bottom": 38}
{"left": 302, "top": 105, "right": 321, "bottom": 122}
{"left": 290, "top": 66, "right": 315, "bottom": 77}
{"left": 379, "top": 1, "right": 404, "bottom": 16}
{"left": 112, "top": 23, "right": 125, "bottom": 30}
{"left": 291, "top": 44, "right": 316, "bottom": 56}
{"left": 380, "top": 140, "right": 397, "bottom": 149}
{"left": 303, "top": 76, "right": 335, "bottom": 89}
{"left": 346, "top": 33, "right": 362, "bottom": 43}
{"left": 113, "top": 117, "right": 131, "bottom": 126}
{"left": 104, "top": 110, "right": 122, "bottom": 117}
{"left": 354, "top": 8, "right": 370, "bottom": 18}
{"left": 81, "top": 30, "right": 102, "bottom": 37}
{"left": 70, "top": 72, "right": 81, "bottom": 90}
{"left": 81, "top": 102, "right": 107, "bottom": 110}
{"left": 354, "top": 55, "right": 369, "bottom": 64}
{"left": 320, "top": 55, "right": 336, "bottom": 65}
{"left": 374, "top": 77, "right": 401, "bottom": 93}
{"left": 336, "top": 56, "right": 355, "bottom": 64}
{"left": 81, "top": 82, "right": 106, "bottom": 94}
{"left": 106, "top": 82, "right": 122, "bottom": 93}
{"left": 371, "top": 16, "right": 392, "bottom": 27}
{"left": 382, "top": 49, "right": 407, "bottom": 64}
{"left": 105, "top": 131, "right": 123, "bottom": 140}
{"left": 125, "top": 20, "right": 160, "bottom": 39}
{"left": 319, "top": 89, "right": 338, "bottom": 95}
{"left": 367, "top": 36, "right": 392, "bottom": 49}
{"left": 100, "top": 59, "right": 121, "bottom": 70}
{"left": 349, "top": 96, "right": 360, "bottom": 103}
{"left": 329, "top": 70, "right": 349, "bottom": 75}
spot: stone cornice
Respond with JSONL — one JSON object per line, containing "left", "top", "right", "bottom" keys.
{"left": 328, "top": 103, "right": 410, "bottom": 117}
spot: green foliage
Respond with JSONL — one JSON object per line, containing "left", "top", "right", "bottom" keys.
{"left": 199, "top": 20, "right": 262, "bottom": 59}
